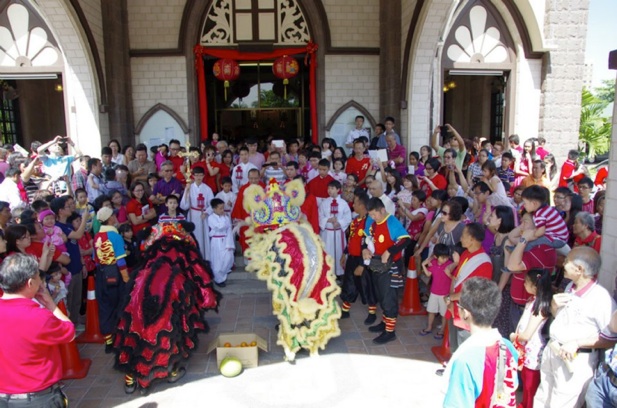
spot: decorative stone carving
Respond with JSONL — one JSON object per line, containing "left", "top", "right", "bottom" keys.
{"left": 200, "top": 0, "right": 309, "bottom": 45}
{"left": 0, "top": 3, "right": 59, "bottom": 67}
{"left": 279, "top": 0, "right": 309, "bottom": 44}
{"left": 201, "top": 0, "right": 233, "bottom": 45}
{"left": 447, "top": 5, "right": 508, "bottom": 64}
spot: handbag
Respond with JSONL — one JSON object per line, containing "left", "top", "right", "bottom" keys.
{"left": 100, "top": 265, "right": 119, "bottom": 286}
{"left": 368, "top": 256, "right": 392, "bottom": 274}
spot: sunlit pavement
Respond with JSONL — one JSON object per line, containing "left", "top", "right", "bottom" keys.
{"left": 65, "top": 288, "right": 448, "bottom": 407}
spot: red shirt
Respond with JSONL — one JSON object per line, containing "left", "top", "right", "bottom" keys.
{"left": 514, "top": 244, "right": 557, "bottom": 305}
{"left": 347, "top": 215, "right": 367, "bottom": 256}
{"left": 450, "top": 248, "right": 492, "bottom": 324}
{"left": 203, "top": 160, "right": 221, "bottom": 194}
{"left": 558, "top": 159, "right": 584, "bottom": 189}
{"left": 574, "top": 231, "right": 602, "bottom": 253}
{"left": 25, "top": 242, "right": 64, "bottom": 262}
{"left": 420, "top": 173, "right": 447, "bottom": 195}
{"left": 306, "top": 175, "right": 335, "bottom": 199}
{"left": 0, "top": 298, "right": 75, "bottom": 393}
{"left": 231, "top": 182, "right": 266, "bottom": 221}
{"left": 345, "top": 156, "right": 371, "bottom": 186}
{"left": 595, "top": 167, "right": 608, "bottom": 187}
{"left": 126, "top": 198, "right": 154, "bottom": 235}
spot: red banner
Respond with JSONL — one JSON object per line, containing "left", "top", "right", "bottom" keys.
{"left": 193, "top": 42, "right": 319, "bottom": 143}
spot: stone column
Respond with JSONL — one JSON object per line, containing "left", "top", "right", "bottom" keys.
{"left": 598, "top": 50, "right": 617, "bottom": 298}
{"left": 537, "top": 0, "right": 590, "bottom": 160}
{"left": 379, "top": 0, "right": 402, "bottom": 129}
{"left": 101, "top": 0, "right": 134, "bottom": 147}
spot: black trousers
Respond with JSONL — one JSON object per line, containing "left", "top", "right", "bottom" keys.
{"left": 0, "top": 386, "right": 67, "bottom": 408}
{"left": 340, "top": 255, "right": 377, "bottom": 306}
{"left": 371, "top": 259, "right": 404, "bottom": 319}
{"left": 95, "top": 265, "right": 126, "bottom": 335}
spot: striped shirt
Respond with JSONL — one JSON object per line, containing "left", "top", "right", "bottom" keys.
{"left": 533, "top": 205, "right": 569, "bottom": 242}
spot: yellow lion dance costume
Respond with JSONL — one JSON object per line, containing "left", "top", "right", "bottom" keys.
{"left": 243, "top": 179, "right": 341, "bottom": 361}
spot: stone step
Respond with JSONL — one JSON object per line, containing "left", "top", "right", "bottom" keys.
{"left": 213, "top": 255, "right": 269, "bottom": 295}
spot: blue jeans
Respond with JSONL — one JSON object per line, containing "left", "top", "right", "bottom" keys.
{"left": 585, "top": 364, "right": 617, "bottom": 408}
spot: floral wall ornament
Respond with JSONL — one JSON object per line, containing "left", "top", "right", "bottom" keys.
{"left": 0, "top": 3, "right": 59, "bottom": 67}
{"left": 278, "top": 0, "right": 310, "bottom": 44}
{"left": 446, "top": 5, "right": 509, "bottom": 64}
{"left": 201, "top": 0, "right": 233, "bottom": 45}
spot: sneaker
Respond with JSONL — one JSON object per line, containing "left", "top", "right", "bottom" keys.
{"left": 105, "top": 343, "right": 114, "bottom": 354}
{"left": 340, "top": 311, "right": 350, "bottom": 319}
{"left": 124, "top": 382, "right": 137, "bottom": 394}
{"left": 435, "top": 368, "right": 445, "bottom": 376}
{"left": 215, "top": 281, "right": 227, "bottom": 288}
{"left": 373, "top": 331, "right": 396, "bottom": 344}
{"left": 364, "top": 313, "right": 377, "bottom": 325}
{"left": 368, "top": 322, "right": 386, "bottom": 333}
{"left": 167, "top": 367, "right": 186, "bottom": 383}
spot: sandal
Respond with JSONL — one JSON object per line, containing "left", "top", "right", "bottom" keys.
{"left": 434, "top": 332, "right": 444, "bottom": 340}
{"left": 419, "top": 329, "right": 432, "bottom": 336}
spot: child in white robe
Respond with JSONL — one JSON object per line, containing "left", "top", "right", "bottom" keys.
{"left": 318, "top": 180, "right": 352, "bottom": 276}
{"left": 215, "top": 176, "right": 237, "bottom": 217}
{"left": 180, "top": 166, "right": 213, "bottom": 260}
{"left": 208, "top": 198, "right": 235, "bottom": 287}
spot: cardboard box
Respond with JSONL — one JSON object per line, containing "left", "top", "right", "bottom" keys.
{"left": 207, "top": 333, "right": 268, "bottom": 368}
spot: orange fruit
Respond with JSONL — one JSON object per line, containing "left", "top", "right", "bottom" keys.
{"left": 250, "top": 341, "right": 257, "bottom": 347}
{"left": 240, "top": 342, "right": 248, "bottom": 347}
{"left": 223, "top": 342, "right": 232, "bottom": 348}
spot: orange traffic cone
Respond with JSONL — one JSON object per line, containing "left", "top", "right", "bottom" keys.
{"left": 76, "top": 275, "right": 105, "bottom": 343}
{"left": 399, "top": 257, "right": 427, "bottom": 316}
{"left": 431, "top": 319, "right": 451, "bottom": 365}
{"left": 58, "top": 301, "right": 92, "bottom": 379}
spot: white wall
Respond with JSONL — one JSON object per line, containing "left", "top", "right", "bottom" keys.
{"left": 136, "top": 110, "right": 189, "bottom": 151}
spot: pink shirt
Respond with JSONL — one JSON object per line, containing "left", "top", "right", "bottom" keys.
{"left": 428, "top": 258, "right": 453, "bottom": 296}
{"left": 533, "top": 205, "right": 569, "bottom": 242}
{"left": 0, "top": 298, "right": 75, "bottom": 393}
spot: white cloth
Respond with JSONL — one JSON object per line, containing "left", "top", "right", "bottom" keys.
{"left": 318, "top": 195, "right": 351, "bottom": 276}
{"left": 330, "top": 170, "right": 347, "bottom": 185}
{"left": 307, "top": 167, "right": 319, "bottom": 182}
{"left": 231, "top": 161, "right": 258, "bottom": 193}
{"left": 487, "top": 175, "right": 512, "bottom": 208}
{"left": 378, "top": 194, "right": 396, "bottom": 216}
{"left": 208, "top": 213, "right": 235, "bottom": 283}
{"left": 345, "top": 128, "right": 370, "bottom": 147}
{"left": 215, "top": 190, "right": 237, "bottom": 215}
{"left": 180, "top": 182, "right": 214, "bottom": 260}
{"left": 111, "top": 153, "right": 125, "bottom": 165}
{"left": 0, "top": 178, "right": 24, "bottom": 210}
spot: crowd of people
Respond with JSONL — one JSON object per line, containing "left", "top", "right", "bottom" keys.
{"left": 0, "top": 117, "right": 614, "bottom": 406}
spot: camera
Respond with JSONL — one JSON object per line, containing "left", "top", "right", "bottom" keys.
{"left": 440, "top": 125, "right": 449, "bottom": 138}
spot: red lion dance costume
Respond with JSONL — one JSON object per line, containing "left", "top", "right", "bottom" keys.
{"left": 243, "top": 179, "right": 341, "bottom": 361}
{"left": 113, "top": 222, "right": 220, "bottom": 393}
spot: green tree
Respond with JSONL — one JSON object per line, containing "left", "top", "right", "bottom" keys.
{"left": 579, "top": 88, "right": 611, "bottom": 160}
{"left": 594, "top": 79, "right": 615, "bottom": 104}
{"left": 252, "top": 89, "right": 298, "bottom": 108}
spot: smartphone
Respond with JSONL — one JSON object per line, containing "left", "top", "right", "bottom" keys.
{"left": 440, "top": 126, "right": 449, "bottom": 138}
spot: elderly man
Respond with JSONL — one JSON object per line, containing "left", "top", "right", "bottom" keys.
{"left": 572, "top": 211, "right": 602, "bottom": 253}
{"left": 367, "top": 180, "right": 395, "bottom": 215}
{"left": 150, "top": 160, "right": 183, "bottom": 214}
{"left": 534, "top": 246, "right": 616, "bottom": 408}
{"left": 0, "top": 168, "right": 25, "bottom": 210}
{"left": 0, "top": 253, "right": 74, "bottom": 406}
{"left": 385, "top": 132, "right": 407, "bottom": 176}
{"left": 128, "top": 143, "right": 156, "bottom": 183}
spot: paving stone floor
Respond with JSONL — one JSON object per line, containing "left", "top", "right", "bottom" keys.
{"left": 63, "top": 268, "right": 448, "bottom": 407}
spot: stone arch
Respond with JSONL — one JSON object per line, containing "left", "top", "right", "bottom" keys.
{"left": 135, "top": 103, "right": 190, "bottom": 135}
{"left": 0, "top": 0, "right": 103, "bottom": 155}
{"left": 326, "top": 100, "right": 377, "bottom": 131}
{"left": 181, "top": 0, "right": 329, "bottom": 143}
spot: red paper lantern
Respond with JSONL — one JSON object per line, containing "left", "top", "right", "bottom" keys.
{"left": 213, "top": 58, "right": 240, "bottom": 100}
{"left": 272, "top": 55, "right": 299, "bottom": 99}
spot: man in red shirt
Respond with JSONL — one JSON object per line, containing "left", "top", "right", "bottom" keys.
{"left": 295, "top": 175, "right": 320, "bottom": 234}
{"left": 306, "top": 159, "right": 335, "bottom": 205}
{"left": 345, "top": 139, "right": 371, "bottom": 187}
{"left": 445, "top": 223, "right": 492, "bottom": 351}
{"left": 0, "top": 253, "right": 74, "bottom": 404}
{"left": 168, "top": 139, "right": 186, "bottom": 181}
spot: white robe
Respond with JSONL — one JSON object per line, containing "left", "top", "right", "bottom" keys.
{"left": 208, "top": 213, "right": 235, "bottom": 283}
{"left": 215, "top": 190, "right": 237, "bottom": 216}
{"left": 231, "top": 161, "right": 258, "bottom": 193}
{"left": 318, "top": 195, "right": 352, "bottom": 276}
{"left": 180, "top": 182, "right": 214, "bottom": 260}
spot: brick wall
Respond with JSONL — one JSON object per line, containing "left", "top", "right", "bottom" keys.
{"left": 36, "top": 0, "right": 103, "bottom": 156}
{"left": 130, "top": 56, "right": 189, "bottom": 126}
{"left": 538, "top": 0, "right": 590, "bottom": 161}
{"left": 127, "top": 0, "right": 186, "bottom": 49}
{"left": 598, "top": 74, "right": 617, "bottom": 297}
{"left": 322, "top": 0, "right": 379, "bottom": 48}
{"left": 77, "top": 0, "right": 105, "bottom": 77}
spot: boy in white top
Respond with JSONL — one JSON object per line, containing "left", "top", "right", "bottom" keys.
{"left": 180, "top": 166, "right": 213, "bottom": 260}
{"left": 345, "top": 115, "right": 370, "bottom": 150}
{"left": 231, "top": 146, "right": 258, "bottom": 193}
{"left": 319, "top": 180, "right": 352, "bottom": 276}
{"left": 208, "top": 198, "right": 235, "bottom": 287}
{"left": 215, "top": 177, "right": 237, "bottom": 216}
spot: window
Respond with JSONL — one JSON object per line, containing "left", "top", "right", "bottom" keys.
{"left": 233, "top": 0, "right": 277, "bottom": 42}
{"left": 0, "top": 81, "right": 19, "bottom": 145}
